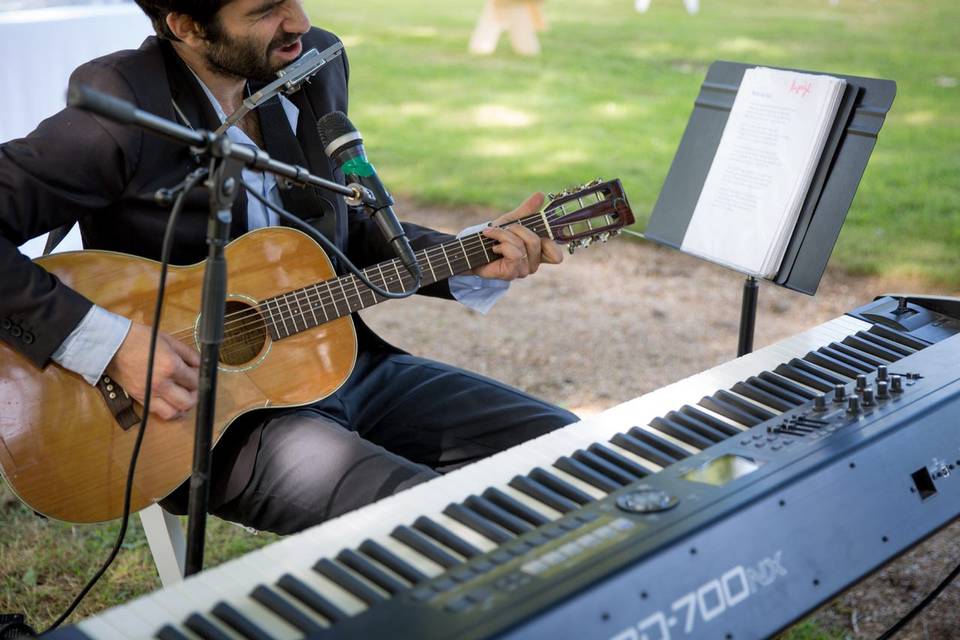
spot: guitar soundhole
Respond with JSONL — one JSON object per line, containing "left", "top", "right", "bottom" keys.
{"left": 220, "top": 300, "right": 268, "bottom": 366}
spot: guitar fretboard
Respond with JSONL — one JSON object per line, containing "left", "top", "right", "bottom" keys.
{"left": 257, "top": 211, "right": 552, "bottom": 341}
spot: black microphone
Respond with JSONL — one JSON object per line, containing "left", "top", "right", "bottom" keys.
{"left": 316, "top": 111, "right": 420, "bottom": 280}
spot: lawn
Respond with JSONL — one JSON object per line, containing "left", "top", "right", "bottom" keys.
{"left": 315, "top": 0, "right": 960, "bottom": 284}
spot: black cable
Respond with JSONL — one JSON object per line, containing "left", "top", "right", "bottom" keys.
{"left": 877, "top": 555, "right": 960, "bottom": 639}
{"left": 42, "top": 168, "right": 207, "bottom": 633}
{"left": 241, "top": 180, "right": 421, "bottom": 299}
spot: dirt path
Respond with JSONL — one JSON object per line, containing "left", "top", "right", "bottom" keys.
{"left": 358, "top": 198, "right": 960, "bottom": 638}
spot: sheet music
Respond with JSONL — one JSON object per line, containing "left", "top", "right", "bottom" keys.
{"left": 681, "top": 67, "right": 847, "bottom": 278}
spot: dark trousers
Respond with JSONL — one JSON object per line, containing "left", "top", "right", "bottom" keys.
{"left": 208, "top": 345, "right": 577, "bottom": 535}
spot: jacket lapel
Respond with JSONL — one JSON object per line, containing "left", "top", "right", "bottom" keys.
{"left": 159, "top": 40, "right": 249, "bottom": 233}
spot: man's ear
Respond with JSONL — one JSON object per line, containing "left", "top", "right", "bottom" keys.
{"left": 165, "top": 12, "right": 205, "bottom": 46}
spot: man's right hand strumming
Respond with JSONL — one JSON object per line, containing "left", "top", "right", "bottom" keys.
{"left": 105, "top": 322, "right": 201, "bottom": 421}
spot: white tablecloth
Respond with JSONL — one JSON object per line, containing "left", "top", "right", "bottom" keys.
{"left": 0, "top": 3, "right": 151, "bottom": 256}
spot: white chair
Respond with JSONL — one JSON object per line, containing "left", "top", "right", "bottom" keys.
{"left": 139, "top": 504, "right": 187, "bottom": 586}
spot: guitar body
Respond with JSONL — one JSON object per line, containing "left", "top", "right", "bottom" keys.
{"left": 0, "top": 227, "right": 357, "bottom": 523}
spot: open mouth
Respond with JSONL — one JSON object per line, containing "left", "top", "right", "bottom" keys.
{"left": 275, "top": 39, "right": 303, "bottom": 58}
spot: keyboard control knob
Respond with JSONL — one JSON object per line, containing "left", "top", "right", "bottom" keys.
{"left": 833, "top": 384, "right": 847, "bottom": 403}
{"left": 813, "top": 395, "right": 827, "bottom": 411}
{"left": 877, "top": 380, "right": 890, "bottom": 399}
{"left": 856, "top": 374, "right": 868, "bottom": 391}
{"left": 877, "top": 365, "right": 888, "bottom": 381}
{"left": 890, "top": 375, "right": 904, "bottom": 394}
{"left": 847, "top": 396, "right": 861, "bottom": 414}
{"left": 861, "top": 387, "right": 875, "bottom": 406}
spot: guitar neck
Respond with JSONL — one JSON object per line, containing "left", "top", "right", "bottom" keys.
{"left": 258, "top": 211, "right": 551, "bottom": 340}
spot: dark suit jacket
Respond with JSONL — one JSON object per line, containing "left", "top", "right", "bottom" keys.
{"left": 0, "top": 28, "right": 455, "bottom": 509}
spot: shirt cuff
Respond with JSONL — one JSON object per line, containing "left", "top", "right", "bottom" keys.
{"left": 449, "top": 274, "right": 510, "bottom": 314}
{"left": 51, "top": 305, "right": 131, "bottom": 386}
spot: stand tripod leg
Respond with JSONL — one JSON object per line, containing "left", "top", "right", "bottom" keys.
{"left": 737, "top": 276, "right": 759, "bottom": 357}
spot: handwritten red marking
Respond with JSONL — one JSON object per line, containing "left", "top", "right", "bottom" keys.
{"left": 789, "top": 80, "right": 813, "bottom": 97}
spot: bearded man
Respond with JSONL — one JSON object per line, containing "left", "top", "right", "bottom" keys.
{"left": 0, "top": 0, "right": 577, "bottom": 534}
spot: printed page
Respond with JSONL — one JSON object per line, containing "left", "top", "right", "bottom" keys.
{"left": 681, "top": 67, "right": 846, "bottom": 278}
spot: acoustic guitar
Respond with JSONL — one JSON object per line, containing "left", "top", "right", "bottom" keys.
{"left": 0, "top": 179, "right": 633, "bottom": 523}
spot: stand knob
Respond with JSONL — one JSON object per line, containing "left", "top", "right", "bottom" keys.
{"left": 890, "top": 375, "right": 904, "bottom": 394}
{"left": 856, "top": 374, "right": 868, "bottom": 391}
{"left": 847, "top": 396, "right": 861, "bottom": 414}
{"left": 862, "top": 387, "right": 875, "bottom": 407}
{"left": 877, "top": 380, "right": 890, "bottom": 399}
{"left": 833, "top": 384, "right": 847, "bottom": 403}
{"left": 877, "top": 365, "right": 888, "bottom": 382}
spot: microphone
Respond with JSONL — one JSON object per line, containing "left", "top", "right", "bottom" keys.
{"left": 316, "top": 111, "right": 420, "bottom": 280}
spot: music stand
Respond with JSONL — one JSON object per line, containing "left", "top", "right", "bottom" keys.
{"left": 643, "top": 61, "right": 896, "bottom": 356}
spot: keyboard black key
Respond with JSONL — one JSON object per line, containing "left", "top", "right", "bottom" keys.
{"left": 629, "top": 426, "right": 692, "bottom": 460}
{"left": 250, "top": 586, "right": 326, "bottom": 635}
{"left": 155, "top": 625, "right": 192, "bottom": 640}
{"left": 758, "top": 371, "right": 817, "bottom": 400}
{"left": 649, "top": 416, "right": 713, "bottom": 450}
{"left": 443, "top": 503, "right": 513, "bottom": 544}
{"left": 554, "top": 456, "right": 621, "bottom": 492}
{"left": 714, "top": 390, "right": 777, "bottom": 421}
{"left": 508, "top": 475, "right": 578, "bottom": 514}
{"left": 732, "top": 381, "right": 797, "bottom": 412}
{"left": 359, "top": 539, "right": 428, "bottom": 585}
{"left": 277, "top": 573, "right": 347, "bottom": 623}
{"left": 774, "top": 362, "right": 833, "bottom": 392}
{"left": 588, "top": 443, "right": 653, "bottom": 477}
{"left": 391, "top": 525, "right": 461, "bottom": 569}
{"left": 678, "top": 405, "right": 741, "bottom": 436}
{"left": 697, "top": 396, "right": 760, "bottom": 428}
{"left": 529, "top": 467, "right": 594, "bottom": 505}
{"left": 866, "top": 325, "right": 926, "bottom": 352}
{"left": 611, "top": 432, "right": 672, "bottom": 466}
{"left": 573, "top": 448, "right": 637, "bottom": 484}
{"left": 314, "top": 559, "right": 386, "bottom": 606}
{"left": 184, "top": 614, "right": 234, "bottom": 640}
{"left": 464, "top": 495, "right": 533, "bottom": 535}
{"left": 413, "top": 516, "right": 482, "bottom": 559}
{"left": 830, "top": 342, "right": 885, "bottom": 368}
{"left": 483, "top": 487, "right": 551, "bottom": 526}
{"left": 818, "top": 346, "right": 873, "bottom": 373}
{"left": 337, "top": 549, "right": 408, "bottom": 595}
{"left": 789, "top": 358, "right": 848, "bottom": 385}
{"left": 210, "top": 602, "right": 275, "bottom": 640}
{"left": 846, "top": 333, "right": 909, "bottom": 360}
{"left": 805, "top": 350, "right": 861, "bottom": 378}
{"left": 664, "top": 412, "right": 725, "bottom": 443}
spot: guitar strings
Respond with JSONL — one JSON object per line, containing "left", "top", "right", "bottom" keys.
{"left": 167, "top": 209, "right": 562, "bottom": 342}
{"left": 170, "top": 203, "right": 601, "bottom": 359}
{"left": 173, "top": 206, "right": 591, "bottom": 361}
{"left": 166, "top": 209, "right": 557, "bottom": 340}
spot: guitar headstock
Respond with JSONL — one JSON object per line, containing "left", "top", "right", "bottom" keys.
{"left": 543, "top": 179, "right": 635, "bottom": 253}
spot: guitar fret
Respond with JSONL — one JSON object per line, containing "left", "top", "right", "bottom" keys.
{"left": 539, "top": 207, "right": 555, "bottom": 240}
{"left": 393, "top": 261, "right": 406, "bottom": 293}
{"left": 293, "top": 292, "right": 308, "bottom": 329}
{"left": 439, "top": 244, "right": 454, "bottom": 276}
{"left": 260, "top": 301, "right": 281, "bottom": 339}
{"left": 425, "top": 251, "right": 438, "bottom": 284}
{"left": 478, "top": 233, "right": 491, "bottom": 262}
{"left": 305, "top": 288, "right": 320, "bottom": 326}
{"left": 339, "top": 276, "right": 355, "bottom": 312}
{"left": 458, "top": 238, "right": 472, "bottom": 270}
{"left": 327, "top": 280, "right": 342, "bottom": 318}
{"left": 313, "top": 284, "right": 330, "bottom": 322}
{"left": 272, "top": 298, "right": 291, "bottom": 338}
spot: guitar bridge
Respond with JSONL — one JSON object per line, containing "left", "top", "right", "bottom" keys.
{"left": 96, "top": 375, "right": 141, "bottom": 430}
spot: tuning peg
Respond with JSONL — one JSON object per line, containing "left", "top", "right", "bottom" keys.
{"left": 567, "top": 244, "right": 576, "bottom": 255}
{"left": 598, "top": 232, "right": 611, "bottom": 243}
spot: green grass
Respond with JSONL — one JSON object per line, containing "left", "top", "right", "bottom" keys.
{"left": 313, "top": 0, "right": 960, "bottom": 284}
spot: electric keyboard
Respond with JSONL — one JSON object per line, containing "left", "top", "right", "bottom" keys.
{"left": 52, "top": 295, "right": 960, "bottom": 640}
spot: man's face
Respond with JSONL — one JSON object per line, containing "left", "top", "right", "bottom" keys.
{"left": 201, "top": 0, "right": 310, "bottom": 82}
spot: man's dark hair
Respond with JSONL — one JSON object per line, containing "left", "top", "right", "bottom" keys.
{"left": 133, "top": 0, "right": 232, "bottom": 41}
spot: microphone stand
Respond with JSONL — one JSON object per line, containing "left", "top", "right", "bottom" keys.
{"left": 68, "top": 85, "right": 359, "bottom": 576}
